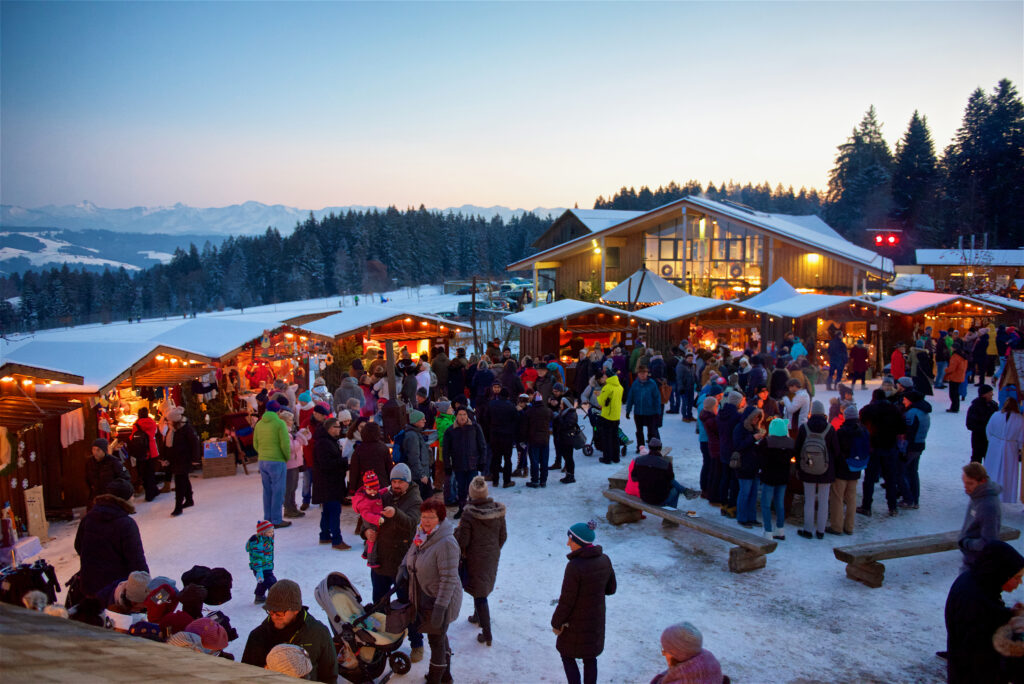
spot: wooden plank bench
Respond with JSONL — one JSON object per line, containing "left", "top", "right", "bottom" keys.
{"left": 834, "top": 526, "right": 1021, "bottom": 588}
{"left": 602, "top": 488, "right": 777, "bottom": 573}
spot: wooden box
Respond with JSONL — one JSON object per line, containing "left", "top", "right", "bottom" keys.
{"left": 202, "top": 440, "right": 236, "bottom": 479}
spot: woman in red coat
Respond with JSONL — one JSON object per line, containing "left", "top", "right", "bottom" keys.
{"left": 890, "top": 342, "right": 907, "bottom": 379}
{"left": 849, "top": 339, "right": 870, "bottom": 389}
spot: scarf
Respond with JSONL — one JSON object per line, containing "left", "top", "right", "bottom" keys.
{"left": 413, "top": 525, "right": 434, "bottom": 547}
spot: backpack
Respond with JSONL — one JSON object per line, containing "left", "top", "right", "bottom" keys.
{"left": 846, "top": 426, "right": 871, "bottom": 472}
{"left": 800, "top": 425, "right": 830, "bottom": 476}
{"left": 127, "top": 429, "right": 150, "bottom": 460}
{"left": 391, "top": 429, "right": 407, "bottom": 464}
{"left": 657, "top": 379, "right": 672, "bottom": 405}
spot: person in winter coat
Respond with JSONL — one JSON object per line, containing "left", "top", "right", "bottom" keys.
{"left": 699, "top": 397, "right": 721, "bottom": 502}
{"left": 399, "top": 499, "right": 462, "bottom": 684}
{"left": 482, "top": 389, "right": 518, "bottom": 488}
{"left": 241, "top": 580, "right": 338, "bottom": 683}
{"left": 442, "top": 407, "right": 487, "bottom": 516}
{"left": 848, "top": 339, "right": 869, "bottom": 389}
{"left": 470, "top": 360, "right": 495, "bottom": 407}
{"left": 829, "top": 404, "right": 866, "bottom": 535}
{"left": 967, "top": 384, "right": 999, "bottom": 463}
{"left": 74, "top": 478, "right": 149, "bottom": 598}
{"left": 522, "top": 394, "right": 554, "bottom": 486}
{"left": 163, "top": 408, "right": 199, "bottom": 518}
{"left": 899, "top": 391, "right": 932, "bottom": 509}
{"left": 333, "top": 376, "right": 363, "bottom": 415}
{"left": 277, "top": 411, "right": 309, "bottom": 520}
{"left": 934, "top": 332, "right": 951, "bottom": 389}
{"left": 625, "top": 365, "right": 663, "bottom": 449}
{"left": 908, "top": 341, "right": 934, "bottom": 396}
{"left": 130, "top": 407, "right": 162, "bottom": 501}
{"left": 347, "top": 421, "right": 393, "bottom": 496}
{"left": 825, "top": 332, "right": 848, "bottom": 391}
{"left": 596, "top": 373, "right": 624, "bottom": 464}
{"left": 627, "top": 438, "right": 697, "bottom": 508}
{"left": 650, "top": 621, "right": 723, "bottom": 684}
{"left": 447, "top": 352, "right": 467, "bottom": 400}
{"left": 959, "top": 462, "right": 1004, "bottom": 571}
{"left": 945, "top": 540, "right": 1024, "bottom": 684}
{"left": 85, "top": 438, "right": 130, "bottom": 507}
{"left": 453, "top": 476, "right": 507, "bottom": 646}
{"left": 732, "top": 407, "right": 765, "bottom": 528}
{"left": 781, "top": 378, "right": 811, "bottom": 434}
{"left": 553, "top": 397, "right": 580, "bottom": 485}
{"left": 890, "top": 343, "right": 907, "bottom": 379}
{"left": 858, "top": 389, "right": 906, "bottom": 517}
{"left": 497, "top": 360, "right": 525, "bottom": 399}
{"left": 430, "top": 347, "right": 450, "bottom": 401}
{"left": 254, "top": 402, "right": 291, "bottom": 527}
{"left": 794, "top": 400, "right": 838, "bottom": 539}
{"left": 676, "top": 353, "right": 698, "bottom": 422}
{"left": 757, "top": 418, "right": 793, "bottom": 540}
{"left": 402, "top": 410, "right": 433, "bottom": 501}
{"left": 769, "top": 360, "right": 790, "bottom": 401}
{"left": 715, "top": 392, "right": 744, "bottom": 517}
{"left": 312, "top": 419, "right": 351, "bottom": 550}
{"left": 552, "top": 521, "right": 616, "bottom": 684}
{"left": 945, "top": 345, "right": 969, "bottom": 412}
{"left": 985, "top": 396, "right": 1024, "bottom": 505}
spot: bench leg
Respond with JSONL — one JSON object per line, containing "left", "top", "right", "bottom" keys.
{"left": 606, "top": 503, "right": 643, "bottom": 526}
{"left": 845, "top": 561, "right": 885, "bottom": 588}
{"left": 728, "top": 546, "right": 767, "bottom": 573}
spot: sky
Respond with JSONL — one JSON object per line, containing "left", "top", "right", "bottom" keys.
{"left": 1, "top": 1, "right": 1021, "bottom": 211}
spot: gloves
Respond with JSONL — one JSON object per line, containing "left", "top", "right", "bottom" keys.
{"left": 552, "top": 624, "right": 564, "bottom": 636}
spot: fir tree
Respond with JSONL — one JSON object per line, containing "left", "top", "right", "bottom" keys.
{"left": 891, "top": 110, "right": 938, "bottom": 234}
{"left": 825, "top": 105, "right": 894, "bottom": 235}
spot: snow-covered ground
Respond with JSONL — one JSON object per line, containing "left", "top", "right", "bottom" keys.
{"left": 36, "top": 381, "right": 1024, "bottom": 683}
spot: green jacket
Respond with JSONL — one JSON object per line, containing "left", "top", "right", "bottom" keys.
{"left": 629, "top": 346, "right": 645, "bottom": 374}
{"left": 241, "top": 608, "right": 337, "bottom": 683}
{"left": 435, "top": 412, "right": 455, "bottom": 462}
{"left": 598, "top": 375, "right": 623, "bottom": 421}
{"left": 253, "top": 411, "right": 290, "bottom": 462}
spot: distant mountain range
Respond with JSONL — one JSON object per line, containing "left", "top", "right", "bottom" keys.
{"left": 0, "top": 200, "right": 567, "bottom": 236}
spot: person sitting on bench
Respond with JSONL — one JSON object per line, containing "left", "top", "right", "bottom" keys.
{"left": 626, "top": 438, "right": 699, "bottom": 509}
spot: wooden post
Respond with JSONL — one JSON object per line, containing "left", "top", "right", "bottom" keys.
{"left": 471, "top": 275, "right": 479, "bottom": 356}
{"left": 385, "top": 340, "right": 397, "bottom": 399}
{"left": 600, "top": 237, "right": 606, "bottom": 294}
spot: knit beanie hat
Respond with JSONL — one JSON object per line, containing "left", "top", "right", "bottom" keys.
{"left": 362, "top": 471, "right": 380, "bottom": 488}
{"left": 843, "top": 404, "right": 859, "bottom": 419}
{"left": 159, "top": 610, "right": 196, "bottom": 636}
{"left": 810, "top": 400, "right": 826, "bottom": 416}
{"left": 105, "top": 478, "right": 134, "bottom": 501}
{"left": 278, "top": 410, "right": 294, "bottom": 423}
{"left": 725, "top": 391, "right": 742, "bottom": 406}
{"left": 409, "top": 409, "right": 425, "bottom": 424}
{"left": 468, "top": 475, "right": 489, "bottom": 501}
{"left": 648, "top": 437, "right": 662, "bottom": 450}
{"left": 167, "top": 630, "right": 205, "bottom": 652}
{"left": 257, "top": 520, "right": 274, "bottom": 535}
{"left": 148, "top": 576, "right": 177, "bottom": 593}
{"left": 166, "top": 406, "right": 185, "bottom": 422}
{"left": 768, "top": 418, "right": 789, "bottom": 438}
{"left": 265, "top": 400, "right": 281, "bottom": 413}
{"left": 92, "top": 438, "right": 109, "bottom": 453}
{"left": 390, "top": 463, "right": 412, "bottom": 483}
{"left": 298, "top": 391, "right": 312, "bottom": 406}
{"left": 314, "top": 404, "right": 332, "bottom": 417}
{"left": 128, "top": 621, "right": 164, "bottom": 642}
{"left": 266, "top": 644, "right": 313, "bottom": 678}
{"left": 185, "top": 617, "right": 229, "bottom": 652}
{"left": 568, "top": 520, "right": 597, "bottom": 546}
{"left": 661, "top": 621, "right": 703, "bottom": 661}
{"left": 126, "top": 571, "right": 152, "bottom": 604}
{"left": 202, "top": 568, "right": 233, "bottom": 606}
{"left": 178, "top": 584, "right": 208, "bottom": 618}
{"left": 143, "top": 584, "right": 179, "bottom": 622}
{"left": 897, "top": 376, "right": 914, "bottom": 389}
{"left": 264, "top": 579, "right": 302, "bottom": 612}
{"left": 314, "top": 376, "right": 326, "bottom": 387}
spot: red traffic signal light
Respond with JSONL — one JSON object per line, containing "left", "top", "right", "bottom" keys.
{"left": 872, "top": 231, "right": 901, "bottom": 247}
{"left": 875, "top": 235, "right": 883, "bottom": 244}
{"left": 888, "top": 234, "right": 898, "bottom": 245}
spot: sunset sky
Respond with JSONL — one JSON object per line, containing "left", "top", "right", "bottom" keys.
{"left": 2, "top": 1, "right": 1021, "bottom": 210}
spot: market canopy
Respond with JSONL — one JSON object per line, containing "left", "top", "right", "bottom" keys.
{"left": 505, "top": 299, "right": 651, "bottom": 329}
{"left": 739, "top": 278, "right": 800, "bottom": 312}
{"left": 300, "top": 305, "right": 467, "bottom": 341}
{"left": 638, "top": 293, "right": 729, "bottom": 322}
{"left": 147, "top": 318, "right": 287, "bottom": 362}
{"left": 755, "top": 294, "right": 871, "bottom": 319}
{"left": 5, "top": 341, "right": 163, "bottom": 394}
{"left": 599, "top": 267, "right": 686, "bottom": 308}
{"left": 875, "top": 291, "right": 1005, "bottom": 316}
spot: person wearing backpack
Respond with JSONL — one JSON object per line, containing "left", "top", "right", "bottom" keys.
{"left": 130, "top": 407, "right": 161, "bottom": 502}
{"left": 793, "top": 400, "right": 838, "bottom": 539}
{"left": 828, "top": 404, "right": 867, "bottom": 535}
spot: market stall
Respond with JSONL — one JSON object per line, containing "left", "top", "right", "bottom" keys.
{"left": 599, "top": 266, "right": 687, "bottom": 310}
{"left": 640, "top": 293, "right": 745, "bottom": 353}
{"left": 875, "top": 291, "right": 1006, "bottom": 344}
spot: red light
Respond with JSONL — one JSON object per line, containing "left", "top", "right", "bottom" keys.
{"left": 888, "top": 235, "right": 897, "bottom": 244}
{"left": 875, "top": 235, "right": 883, "bottom": 244}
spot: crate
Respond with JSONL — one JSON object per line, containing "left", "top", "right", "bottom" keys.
{"left": 202, "top": 440, "right": 236, "bottom": 479}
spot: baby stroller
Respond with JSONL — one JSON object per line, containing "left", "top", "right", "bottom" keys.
{"left": 582, "top": 406, "right": 630, "bottom": 458}
{"left": 315, "top": 572, "right": 411, "bottom": 683}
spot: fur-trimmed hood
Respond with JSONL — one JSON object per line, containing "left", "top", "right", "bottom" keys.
{"left": 994, "top": 618, "right": 1024, "bottom": 658}
{"left": 464, "top": 498, "right": 506, "bottom": 520}
{"left": 91, "top": 493, "right": 135, "bottom": 515}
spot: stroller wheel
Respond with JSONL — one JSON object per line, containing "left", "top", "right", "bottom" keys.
{"left": 389, "top": 651, "right": 412, "bottom": 675}
{"left": 582, "top": 444, "right": 594, "bottom": 457}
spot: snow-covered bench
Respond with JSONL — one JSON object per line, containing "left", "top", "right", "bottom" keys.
{"left": 833, "top": 526, "right": 1021, "bottom": 588}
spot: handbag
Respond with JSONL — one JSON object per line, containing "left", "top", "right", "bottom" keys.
{"left": 729, "top": 451, "right": 742, "bottom": 470}
{"left": 385, "top": 599, "right": 416, "bottom": 634}
{"left": 569, "top": 425, "right": 586, "bottom": 450}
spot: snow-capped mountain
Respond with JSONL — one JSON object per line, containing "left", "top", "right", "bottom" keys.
{"left": 0, "top": 201, "right": 567, "bottom": 236}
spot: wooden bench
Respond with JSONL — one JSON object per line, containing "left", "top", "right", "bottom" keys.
{"left": 834, "top": 527, "right": 1021, "bottom": 588}
{"left": 602, "top": 488, "right": 777, "bottom": 573}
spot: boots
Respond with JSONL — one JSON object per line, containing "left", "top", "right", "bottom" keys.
{"left": 476, "top": 599, "right": 492, "bottom": 646}
{"left": 425, "top": 664, "right": 448, "bottom": 684}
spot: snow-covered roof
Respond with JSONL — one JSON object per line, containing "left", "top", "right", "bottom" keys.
{"left": 637, "top": 293, "right": 727, "bottom": 322}
{"left": 505, "top": 299, "right": 649, "bottom": 328}
{"left": 876, "top": 291, "right": 1005, "bottom": 315}
{"left": 300, "top": 305, "right": 465, "bottom": 339}
{"left": 148, "top": 318, "right": 281, "bottom": 360}
{"left": 599, "top": 268, "right": 686, "bottom": 306}
{"left": 916, "top": 249, "right": 1024, "bottom": 267}
{"left": 4, "top": 341, "right": 161, "bottom": 393}
{"left": 760, "top": 294, "right": 869, "bottom": 319}
{"left": 891, "top": 273, "right": 935, "bottom": 291}
{"left": 739, "top": 279, "right": 800, "bottom": 312}
{"left": 568, "top": 209, "right": 646, "bottom": 234}
{"left": 977, "top": 294, "right": 1024, "bottom": 313}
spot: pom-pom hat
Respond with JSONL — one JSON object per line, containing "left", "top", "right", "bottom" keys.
{"left": 568, "top": 520, "right": 597, "bottom": 546}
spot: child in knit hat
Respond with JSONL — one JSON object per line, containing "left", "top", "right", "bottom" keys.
{"left": 245, "top": 520, "right": 276, "bottom": 604}
{"left": 266, "top": 643, "right": 313, "bottom": 678}
{"left": 352, "top": 471, "right": 384, "bottom": 568}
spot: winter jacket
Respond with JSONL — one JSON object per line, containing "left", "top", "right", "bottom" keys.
{"left": 497, "top": 367, "right": 525, "bottom": 398}
{"left": 286, "top": 430, "right": 307, "bottom": 469}
{"left": 551, "top": 544, "right": 616, "bottom": 659}
{"left": 333, "top": 376, "right": 363, "bottom": 413}
{"left": 859, "top": 399, "right": 905, "bottom": 449}
{"left": 700, "top": 409, "right": 720, "bottom": 459}
{"left": 967, "top": 396, "right": 999, "bottom": 434}
{"left": 401, "top": 519, "right": 463, "bottom": 634}
{"left": 731, "top": 407, "right": 762, "bottom": 479}
{"left": 85, "top": 454, "right": 130, "bottom": 502}
{"left": 676, "top": 361, "right": 697, "bottom": 395}
{"left": 649, "top": 649, "right": 724, "bottom": 684}
{"left": 890, "top": 350, "right": 906, "bottom": 379}
{"left": 311, "top": 425, "right": 347, "bottom": 505}
{"left": 648, "top": 355, "right": 666, "bottom": 380}
{"left": 431, "top": 353, "right": 450, "bottom": 393}
{"left": 573, "top": 358, "right": 592, "bottom": 397}
{"left": 904, "top": 399, "right": 932, "bottom": 450}
{"left": 471, "top": 368, "right": 496, "bottom": 402}
{"left": 746, "top": 365, "right": 768, "bottom": 396}
{"left": 376, "top": 485, "right": 422, "bottom": 578}
{"left": 756, "top": 434, "right": 794, "bottom": 487}
{"left": 347, "top": 440, "right": 392, "bottom": 496}
{"left": 790, "top": 340, "right": 808, "bottom": 358}
{"left": 835, "top": 417, "right": 866, "bottom": 481}
{"left": 793, "top": 414, "right": 838, "bottom": 484}
{"left": 625, "top": 378, "right": 662, "bottom": 417}
{"left": 959, "top": 480, "right": 1004, "bottom": 569}
{"left": 352, "top": 487, "right": 383, "bottom": 529}
{"left": 827, "top": 337, "right": 848, "bottom": 363}
{"left": 414, "top": 398, "right": 436, "bottom": 430}
{"left": 524, "top": 401, "right": 553, "bottom": 446}
{"left": 164, "top": 423, "right": 200, "bottom": 475}
{"left": 553, "top": 405, "right": 579, "bottom": 449}
{"left": 131, "top": 416, "right": 160, "bottom": 459}
{"left": 716, "top": 403, "right": 741, "bottom": 466}
{"left": 598, "top": 376, "right": 624, "bottom": 421}
{"left": 850, "top": 345, "right": 869, "bottom": 373}
{"left": 945, "top": 352, "right": 968, "bottom": 383}
{"left": 630, "top": 451, "right": 677, "bottom": 505}
{"left": 245, "top": 533, "right": 274, "bottom": 575}
{"left": 782, "top": 389, "right": 811, "bottom": 430}
{"left": 534, "top": 372, "right": 556, "bottom": 403}
{"left": 945, "top": 541, "right": 1024, "bottom": 684}
{"left": 253, "top": 411, "right": 290, "bottom": 463}
{"left": 486, "top": 398, "right": 519, "bottom": 440}
{"left": 454, "top": 498, "right": 507, "bottom": 598}
{"left": 769, "top": 368, "right": 790, "bottom": 400}
{"left": 242, "top": 608, "right": 338, "bottom": 683}
{"left": 442, "top": 422, "right": 487, "bottom": 473}
{"left": 401, "top": 424, "right": 432, "bottom": 483}
{"left": 447, "top": 357, "right": 467, "bottom": 398}
{"left": 73, "top": 494, "right": 149, "bottom": 598}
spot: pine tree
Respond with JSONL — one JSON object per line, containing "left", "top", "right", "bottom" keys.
{"left": 891, "top": 110, "right": 938, "bottom": 234}
{"left": 825, "top": 105, "right": 894, "bottom": 235}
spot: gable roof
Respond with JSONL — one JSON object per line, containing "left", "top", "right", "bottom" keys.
{"left": 916, "top": 249, "right": 1024, "bottom": 267}
{"left": 875, "top": 291, "right": 1005, "bottom": 315}
{"left": 505, "top": 299, "right": 651, "bottom": 328}
{"left": 739, "top": 278, "right": 800, "bottom": 311}
{"left": 599, "top": 268, "right": 686, "bottom": 306}
{"left": 638, "top": 293, "right": 728, "bottom": 322}
{"left": 300, "top": 305, "right": 464, "bottom": 339}
{"left": 568, "top": 209, "right": 646, "bottom": 233}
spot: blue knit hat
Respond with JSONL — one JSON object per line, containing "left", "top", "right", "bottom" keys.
{"left": 568, "top": 520, "right": 597, "bottom": 546}
{"left": 768, "top": 418, "right": 789, "bottom": 438}
{"left": 265, "top": 400, "right": 281, "bottom": 413}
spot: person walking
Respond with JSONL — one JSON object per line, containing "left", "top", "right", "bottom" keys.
{"left": 826, "top": 332, "right": 848, "bottom": 391}
{"left": 858, "top": 389, "right": 906, "bottom": 517}
{"left": 945, "top": 343, "right": 969, "bottom": 412}
{"left": 597, "top": 373, "right": 624, "bottom": 464}
{"left": 454, "top": 476, "right": 507, "bottom": 647}
{"left": 757, "top": 418, "right": 794, "bottom": 540}
{"left": 967, "top": 384, "right": 999, "bottom": 463}
{"left": 849, "top": 339, "right": 869, "bottom": 389}
{"left": 984, "top": 397, "right": 1024, "bottom": 504}
{"left": 625, "top": 366, "right": 663, "bottom": 449}
{"left": 551, "top": 521, "right": 616, "bottom": 684}
{"left": 442, "top": 407, "right": 487, "bottom": 517}
{"left": 794, "top": 400, "right": 838, "bottom": 539}
{"left": 400, "top": 499, "right": 462, "bottom": 684}
{"left": 163, "top": 407, "right": 198, "bottom": 518}
{"left": 254, "top": 401, "right": 291, "bottom": 528}
{"left": 312, "top": 418, "right": 351, "bottom": 550}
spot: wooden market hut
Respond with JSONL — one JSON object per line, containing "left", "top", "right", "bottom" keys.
{"left": 639, "top": 293, "right": 743, "bottom": 354}
{"left": 875, "top": 292, "right": 1006, "bottom": 345}
{"left": 978, "top": 294, "right": 1024, "bottom": 328}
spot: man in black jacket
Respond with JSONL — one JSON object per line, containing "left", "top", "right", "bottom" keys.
{"left": 524, "top": 395, "right": 553, "bottom": 488}
{"left": 966, "top": 384, "right": 999, "bottom": 463}
{"left": 74, "top": 478, "right": 148, "bottom": 599}
{"left": 484, "top": 388, "right": 518, "bottom": 488}
{"left": 84, "top": 438, "right": 130, "bottom": 506}
{"left": 858, "top": 390, "right": 905, "bottom": 517}
{"left": 630, "top": 439, "right": 698, "bottom": 508}
{"left": 442, "top": 408, "right": 488, "bottom": 517}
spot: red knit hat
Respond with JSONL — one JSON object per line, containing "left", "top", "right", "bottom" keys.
{"left": 362, "top": 471, "right": 379, "bottom": 488}
{"left": 257, "top": 520, "right": 274, "bottom": 535}
{"left": 185, "top": 617, "right": 229, "bottom": 651}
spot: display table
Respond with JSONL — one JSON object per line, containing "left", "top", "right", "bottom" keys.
{"left": 0, "top": 536, "right": 43, "bottom": 567}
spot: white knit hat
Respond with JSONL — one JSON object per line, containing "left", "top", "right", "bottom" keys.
{"left": 266, "top": 643, "right": 312, "bottom": 677}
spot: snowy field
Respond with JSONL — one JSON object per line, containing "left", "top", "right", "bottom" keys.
{"left": 39, "top": 381, "right": 1024, "bottom": 683}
